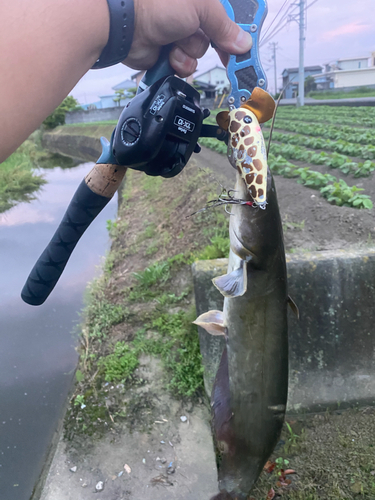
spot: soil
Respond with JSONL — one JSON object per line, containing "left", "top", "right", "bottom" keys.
{"left": 41, "top": 145, "right": 375, "bottom": 500}
{"left": 198, "top": 146, "right": 375, "bottom": 252}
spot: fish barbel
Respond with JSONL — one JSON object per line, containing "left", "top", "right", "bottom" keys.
{"left": 195, "top": 89, "right": 290, "bottom": 499}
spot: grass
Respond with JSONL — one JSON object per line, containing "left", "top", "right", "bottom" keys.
{"left": 65, "top": 161, "right": 234, "bottom": 438}
{"left": 309, "top": 87, "right": 375, "bottom": 100}
{"left": 0, "top": 137, "right": 47, "bottom": 213}
{"left": 65, "top": 120, "right": 117, "bottom": 127}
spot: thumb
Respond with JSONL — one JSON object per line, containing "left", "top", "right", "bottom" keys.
{"left": 196, "top": 0, "right": 253, "bottom": 54}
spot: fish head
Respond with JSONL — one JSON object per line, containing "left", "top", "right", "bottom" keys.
{"left": 229, "top": 170, "right": 282, "bottom": 264}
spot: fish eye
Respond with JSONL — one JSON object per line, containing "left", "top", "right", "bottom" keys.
{"left": 244, "top": 116, "right": 252, "bottom": 124}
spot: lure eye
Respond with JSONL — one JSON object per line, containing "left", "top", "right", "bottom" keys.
{"left": 244, "top": 116, "right": 252, "bottom": 124}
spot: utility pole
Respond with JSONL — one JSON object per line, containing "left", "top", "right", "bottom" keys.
{"left": 297, "top": 0, "right": 305, "bottom": 107}
{"left": 269, "top": 42, "right": 278, "bottom": 96}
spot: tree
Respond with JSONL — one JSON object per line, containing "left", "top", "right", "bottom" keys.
{"left": 113, "top": 89, "right": 126, "bottom": 106}
{"left": 43, "top": 96, "right": 81, "bottom": 129}
{"left": 305, "top": 75, "right": 317, "bottom": 94}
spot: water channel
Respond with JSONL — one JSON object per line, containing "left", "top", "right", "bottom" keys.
{"left": 0, "top": 161, "right": 117, "bottom": 499}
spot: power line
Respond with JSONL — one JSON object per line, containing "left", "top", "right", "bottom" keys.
{"left": 261, "top": 0, "right": 290, "bottom": 41}
{"left": 260, "top": 3, "right": 299, "bottom": 45}
{"left": 260, "top": 0, "right": 318, "bottom": 46}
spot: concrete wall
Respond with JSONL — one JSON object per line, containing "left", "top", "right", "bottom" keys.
{"left": 65, "top": 106, "right": 129, "bottom": 124}
{"left": 192, "top": 249, "right": 375, "bottom": 413}
{"left": 42, "top": 127, "right": 110, "bottom": 162}
{"left": 334, "top": 67, "right": 375, "bottom": 88}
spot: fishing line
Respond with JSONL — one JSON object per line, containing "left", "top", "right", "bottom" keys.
{"left": 267, "top": 77, "right": 296, "bottom": 156}
{"left": 261, "top": 0, "right": 290, "bottom": 42}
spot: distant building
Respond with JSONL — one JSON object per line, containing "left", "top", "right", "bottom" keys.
{"left": 313, "top": 54, "right": 375, "bottom": 90}
{"left": 112, "top": 79, "right": 136, "bottom": 92}
{"left": 194, "top": 66, "right": 230, "bottom": 94}
{"left": 131, "top": 71, "right": 145, "bottom": 87}
{"left": 193, "top": 80, "right": 217, "bottom": 99}
{"left": 282, "top": 66, "right": 322, "bottom": 99}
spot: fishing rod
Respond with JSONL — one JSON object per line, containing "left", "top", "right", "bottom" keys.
{"left": 21, "top": 48, "right": 226, "bottom": 306}
{"left": 21, "top": 0, "right": 268, "bottom": 306}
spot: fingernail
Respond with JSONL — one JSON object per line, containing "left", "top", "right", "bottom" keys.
{"left": 173, "top": 47, "right": 187, "bottom": 64}
{"left": 234, "top": 29, "right": 252, "bottom": 51}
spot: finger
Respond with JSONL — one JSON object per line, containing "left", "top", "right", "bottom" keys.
{"left": 174, "top": 29, "right": 210, "bottom": 60}
{"left": 169, "top": 47, "right": 198, "bottom": 78}
{"left": 123, "top": 43, "right": 160, "bottom": 70}
{"left": 215, "top": 47, "right": 230, "bottom": 67}
{"left": 195, "top": 0, "right": 252, "bottom": 54}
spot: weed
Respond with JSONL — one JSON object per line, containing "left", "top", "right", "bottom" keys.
{"left": 145, "top": 245, "right": 159, "bottom": 256}
{"left": 283, "top": 421, "right": 304, "bottom": 454}
{"left": 151, "top": 310, "right": 204, "bottom": 396}
{"left": 275, "top": 456, "right": 290, "bottom": 476}
{"left": 283, "top": 218, "right": 305, "bottom": 232}
{"left": 133, "top": 261, "right": 170, "bottom": 287}
{"left": 144, "top": 222, "right": 156, "bottom": 239}
{"left": 106, "top": 219, "right": 118, "bottom": 235}
{"left": 74, "top": 394, "right": 85, "bottom": 407}
{"left": 155, "top": 290, "right": 189, "bottom": 306}
{"left": 85, "top": 296, "right": 126, "bottom": 341}
{"left": 99, "top": 342, "right": 139, "bottom": 382}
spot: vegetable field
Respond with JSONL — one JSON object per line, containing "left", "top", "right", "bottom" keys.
{"left": 202, "top": 105, "right": 375, "bottom": 210}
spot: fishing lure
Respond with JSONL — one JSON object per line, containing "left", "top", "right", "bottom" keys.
{"left": 216, "top": 87, "right": 275, "bottom": 209}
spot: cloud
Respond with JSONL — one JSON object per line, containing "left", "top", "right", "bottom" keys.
{"left": 323, "top": 22, "right": 372, "bottom": 41}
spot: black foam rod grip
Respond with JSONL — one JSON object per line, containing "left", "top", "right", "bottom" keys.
{"left": 21, "top": 181, "right": 110, "bottom": 306}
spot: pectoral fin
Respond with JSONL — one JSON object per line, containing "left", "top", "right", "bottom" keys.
{"left": 213, "top": 260, "right": 247, "bottom": 298}
{"left": 288, "top": 295, "right": 300, "bottom": 320}
{"left": 193, "top": 310, "right": 225, "bottom": 336}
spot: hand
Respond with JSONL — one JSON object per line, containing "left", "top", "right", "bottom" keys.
{"left": 124, "top": 0, "right": 253, "bottom": 77}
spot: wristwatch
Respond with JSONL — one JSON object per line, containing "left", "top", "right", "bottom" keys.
{"left": 92, "top": 0, "right": 135, "bottom": 69}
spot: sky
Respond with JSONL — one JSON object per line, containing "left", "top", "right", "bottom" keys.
{"left": 70, "top": 0, "right": 374, "bottom": 104}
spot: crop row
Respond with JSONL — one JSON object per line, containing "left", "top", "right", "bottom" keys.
{"left": 269, "top": 143, "right": 375, "bottom": 177}
{"left": 263, "top": 119, "right": 375, "bottom": 145}
{"left": 277, "top": 105, "right": 375, "bottom": 117}
{"left": 263, "top": 131, "right": 375, "bottom": 161}
{"left": 277, "top": 105, "right": 375, "bottom": 120}
{"left": 268, "top": 154, "right": 373, "bottom": 209}
{"left": 198, "top": 138, "right": 373, "bottom": 209}
{"left": 276, "top": 114, "right": 375, "bottom": 128}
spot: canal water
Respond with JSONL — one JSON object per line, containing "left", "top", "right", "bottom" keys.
{"left": 0, "top": 161, "right": 117, "bottom": 499}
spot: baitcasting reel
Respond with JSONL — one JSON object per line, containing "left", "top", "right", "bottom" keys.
{"left": 102, "top": 75, "right": 210, "bottom": 178}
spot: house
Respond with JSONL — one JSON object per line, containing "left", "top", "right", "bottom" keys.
{"left": 81, "top": 79, "right": 135, "bottom": 110}
{"left": 282, "top": 66, "right": 322, "bottom": 99}
{"left": 131, "top": 70, "right": 195, "bottom": 86}
{"left": 112, "top": 79, "right": 136, "bottom": 92}
{"left": 194, "top": 66, "right": 230, "bottom": 93}
{"left": 193, "top": 80, "right": 217, "bottom": 99}
{"left": 313, "top": 54, "right": 375, "bottom": 90}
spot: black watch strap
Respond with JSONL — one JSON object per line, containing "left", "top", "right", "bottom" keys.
{"left": 92, "top": 0, "right": 135, "bottom": 69}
